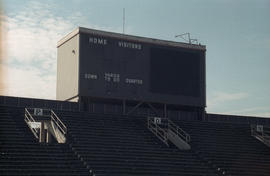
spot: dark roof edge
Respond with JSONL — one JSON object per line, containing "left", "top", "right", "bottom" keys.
{"left": 57, "top": 27, "right": 206, "bottom": 51}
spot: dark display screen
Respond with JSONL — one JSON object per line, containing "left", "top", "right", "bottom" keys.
{"left": 79, "top": 33, "right": 205, "bottom": 107}
{"left": 150, "top": 47, "right": 201, "bottom": 97}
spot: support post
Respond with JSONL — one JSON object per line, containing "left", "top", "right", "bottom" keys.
{"left": 46, "top": 129, "right": 52, "bottom": 143}
{"left": 164, "top": 104, "right": 167, "bottom": 118}
{"left": 146, "top": 102, "right": 159, "bottom": 117}
{"left": 126, "top": 101, "right": 144, "bottom": 115}
{"left": 123, "top": 100, "right": 126, "bottom": 115}
{"left": 39, "top": 121, "right": 45, "bottom": 143}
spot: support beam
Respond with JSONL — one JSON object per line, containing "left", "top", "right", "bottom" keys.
{"left": 164, "top": 104, "right": 167, "bottom": 118}
{"left": 146, "top": 102, "right": 159, "bottom": 117}
{"left": 39, "top": 121, "right": 45, "bottom": 143}
{"left": 123, "top": 100, "right": 126, "bottom": 115}
{"left": 126, "top": 101, "right": 144, "bottom": 115}
{"left": 46, "top": 129, "right": 52, "bottom": 143}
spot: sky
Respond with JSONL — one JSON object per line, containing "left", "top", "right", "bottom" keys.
{"left": 0, "top": 0, "right": 269, "bottom": 117}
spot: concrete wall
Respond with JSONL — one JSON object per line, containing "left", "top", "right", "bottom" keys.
{"left": 56, "top": 34, "right": 79, "bottom": 101}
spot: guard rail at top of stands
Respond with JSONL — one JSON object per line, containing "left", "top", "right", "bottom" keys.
{"left": 1, "top": 95, "right": 270, "bottom": 125}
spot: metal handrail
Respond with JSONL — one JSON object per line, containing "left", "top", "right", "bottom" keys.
{"left": 24, "top": 108, "right": 39, "bottom": 139}
{"left": 147, "top": 117, "right": 191, "bottom": 145}
{"left": 148, "top": 117, "right": 168, "bottom": 145}
{"left": 51, "top": 110, "right": 67, "bottom": 135}
{"left": 168, "top": 119, "right": 190, "bottom": 143}
{"left": 251, "top": 124, "right": 270, "bottom": 147}
{"left": 24, "top": 108, "right": 67, "bottom": 141}
{"left": 26, "top": 107, "right": 52, "bottom": 112}
{"left": 25, "top": 108, "right": 36, "bottom": 123}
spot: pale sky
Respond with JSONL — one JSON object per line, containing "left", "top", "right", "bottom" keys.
{"left": 1, "top": 0, "right": 270, "bottom": 117}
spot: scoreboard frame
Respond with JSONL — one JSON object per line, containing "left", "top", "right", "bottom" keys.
{"left": 57, "top": 27, "right": 206, "bottom": 109}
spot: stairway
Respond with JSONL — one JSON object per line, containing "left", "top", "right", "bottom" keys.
{"left": 58, "top": 110, "right": 216, "bottom": 176}
{"left": 147, "top": 117, "right": 191, "bottom": 150}
{"left": 24, "top": 108, "right": 67, "bottom": 143}
{"left": 251, "top": 124, "right": 270, "bottom": 147}
{"left": 173, "top": 119, "right": 270, "bottom": 176}
{"left": 0, "top": 106, "right": 90, "bottom": 176}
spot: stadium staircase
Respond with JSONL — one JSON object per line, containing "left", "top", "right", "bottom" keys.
{"left": 24, "top": 108, "right": 67, "bottom": 143}
{"left": 2, "top": 104, "right": 270, "bottom": 176}
{"left": 250, "top": 124, "right": 270, "bottom": 148}
{"left": 0, "top": 106, "right": 91, "bottom": 176}
{"left": 147, "top": 117, "right": 191, "bottom": 150}
{"left": 58, "top": 110, "right": 217, "bottom": 176}
{"left": 172, "top": 119, "right": 270, "bottom": 176}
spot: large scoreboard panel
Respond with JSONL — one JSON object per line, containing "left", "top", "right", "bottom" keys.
{"left": 79, "top": 32, "right": 205, "bottom": 107}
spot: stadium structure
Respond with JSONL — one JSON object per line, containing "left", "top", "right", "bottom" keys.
{"left": 1, "top": 27, "right": 270, "bottom": 176}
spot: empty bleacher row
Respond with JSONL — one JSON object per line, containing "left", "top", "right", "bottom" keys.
{"left": 172, "top": 119, "right": 270, "bottom": 176}
{"left": 1, "top": 104, "right": 270, "bottom": 176}
{"left": 0, "top": 106, "right": 90, "bottom": 176}
{"left": 58, "top": 110, "right": 216, "bottom": 176}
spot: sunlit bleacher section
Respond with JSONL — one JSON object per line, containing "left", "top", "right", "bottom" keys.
{"left": 172, "top": 118, "right": 270, "bottom": 176}
{"left": 0, "top": 106, "right": 91, "bottom": 176}
{"left": 24, "top": 108, "right": 67, "bottom": 144}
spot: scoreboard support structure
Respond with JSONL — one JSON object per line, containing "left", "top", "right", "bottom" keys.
{"left": 78, "top": 96, "right": 205, "bottom": 120}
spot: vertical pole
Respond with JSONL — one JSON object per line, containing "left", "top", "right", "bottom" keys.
{"left": 46, "top": 129, "right": 52, "bottom": 143}
{"left": 39, "top": 121, "right": 45, "bottom": 143}
{"left": 123, "top": 8, "right": 125, "bottom": 34}
{"left": 164, "top": 104, "right": 167, "bottom": 118}
{"left": 123, "top": 100, "right": 126, "bottom": 115}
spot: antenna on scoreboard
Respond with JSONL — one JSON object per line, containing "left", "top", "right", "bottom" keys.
{"left": 175, "top": 33, "right": 199, "bottom": 45}
{"left": 123, "top": 8, "right": 125, "bottom": 34}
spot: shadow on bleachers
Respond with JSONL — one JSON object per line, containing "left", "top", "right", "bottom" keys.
{"left": 172, "top": 118, "right": 270, "bottom": 176}
{"left": 2, "top": 104, "right": 270, "bottom": 176}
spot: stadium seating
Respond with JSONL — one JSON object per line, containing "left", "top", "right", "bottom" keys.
{"left": 58, "top": 110, "right": 217, "bottom": 176}
{"left": 172, "top": 119, "right": 270, "bottom": 176}
{"left": 2, "top": 104, "right": 270, "bottom": 176}
{"left": 0, "top": 106, "right": 90, "bottom": 176}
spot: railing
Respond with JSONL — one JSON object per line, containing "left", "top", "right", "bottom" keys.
{"left": 51, "top": 110, "right": 67, "bottom": 135}
{"left": 168, "top": 119, "right": 190, "bottom": 143}
{"left": 25, "top": 108, "right": 51, "bottom": 117}
{"left": 148, "top": 117, "right": 168, "bottom": 146}
{"left": 24, "top": 108, "right": 39, "bottom": 139}
{"left": 147, "top": 117, "right": 191, "bottom": 147}
{"left": 24, "top": 108, "right": 67, "bottom": 143}
{"left": 251, "top": 124, "right": 270, "bottom": 147}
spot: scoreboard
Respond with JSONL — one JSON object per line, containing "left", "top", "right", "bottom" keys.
{"left": 57, "top": 27, "right": 206, "bottom": 107}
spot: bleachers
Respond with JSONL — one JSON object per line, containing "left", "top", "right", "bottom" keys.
{"left": 0, "top": 106, "right": 90, "bottom": 176}
{"left": 2, "top": 104, "right": 270, "bottom": 176}
{"left": 172, "top": 119, "right": 270, "bottom": 176}
{"left": 58, "top": 111, "right": 216, "bottom": 176}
